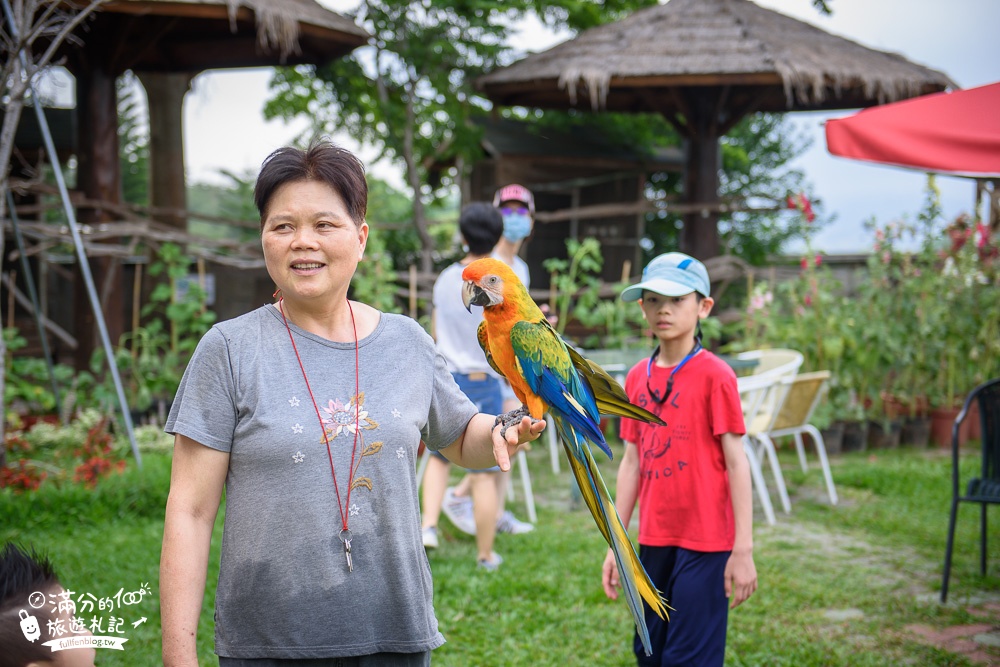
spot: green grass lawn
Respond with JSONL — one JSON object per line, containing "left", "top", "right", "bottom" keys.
{"left": 2, "top": 437, "right": 998, "bottom": 666}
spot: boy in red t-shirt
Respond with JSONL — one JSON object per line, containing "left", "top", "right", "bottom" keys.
{"left": 602, "top": 252, "right": 757, "bottom": 667}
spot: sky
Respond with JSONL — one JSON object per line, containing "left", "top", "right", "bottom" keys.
{"left": 179, "top": 0, "right": 1000, "bottom": 254}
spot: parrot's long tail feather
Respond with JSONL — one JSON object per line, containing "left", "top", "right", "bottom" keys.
{"left": 566, "top": 346, "right": 665, "bottom": 426}
{"left": 554, "top": 416, "right": 670, "bottom": 656}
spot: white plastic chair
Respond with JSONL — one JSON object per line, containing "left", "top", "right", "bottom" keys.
{"left": 737, "top": 348, "right": 804, "bottom": 381}
{"left": 738, "top": 373, "right": 792, "bottom": 515}
{"left": 763, "top": 371, "right": 838, "bottom": 505}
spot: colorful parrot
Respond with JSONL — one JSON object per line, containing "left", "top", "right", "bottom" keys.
{"left": 461, "top": 257, "right": 670, "bottom": 656}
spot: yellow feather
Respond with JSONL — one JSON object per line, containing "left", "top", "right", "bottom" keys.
{"left": 560, "top": 421, "right": 670, "bottom": 623}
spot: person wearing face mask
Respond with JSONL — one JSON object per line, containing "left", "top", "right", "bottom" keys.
{"left": 491, "top": 184, "right": 534, "bottom": 286}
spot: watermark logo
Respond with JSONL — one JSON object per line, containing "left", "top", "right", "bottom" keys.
{"left": 19, "top": 609, "right": 40, "bottom": 642}
{"left": 19, "top": 582, "right": 152, "bottom": 654}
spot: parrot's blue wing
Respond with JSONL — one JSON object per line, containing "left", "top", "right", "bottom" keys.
{"left": 509, "top": 320, "right": 611, "bottom": 458}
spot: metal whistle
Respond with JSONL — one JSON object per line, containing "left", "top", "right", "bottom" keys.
{"left": 339, "top": 529, "right": 354, "bottom": 573}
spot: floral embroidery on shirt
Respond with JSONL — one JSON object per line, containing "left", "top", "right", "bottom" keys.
{"left": 349, "top": 503, "right": 360, "bottom": 517}
{"left": 396, "top": 447, "right": 406, "bottom": 459}
{"left": 317, "top": 393, "right": 384, "bottom": 499}
{"left": 391, "top": 408, "right": 402, "bottom": 419}
{"left": 289, "top": 396, "right": 300, "bottom": 407}
{"left": 292, "top": 423, "right": 304, "bottom": 434}
{"left": 322, "top": 393, "right": 378, "bottom": 439}
{"left": 292, "top": 451, "right": 305, "bottom": 463}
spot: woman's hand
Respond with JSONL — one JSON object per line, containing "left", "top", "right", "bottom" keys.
{"left": 491, "top": 415, "right": 545, "bottom": 471}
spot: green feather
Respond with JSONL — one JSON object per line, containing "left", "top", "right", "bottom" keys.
{"left": 567, "top": 345, "right": 665, "bottom": 425}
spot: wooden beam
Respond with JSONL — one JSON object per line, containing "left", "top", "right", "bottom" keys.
{"left": 533, "top": 199, "right": 775, "bottom": 224}
{"left": 0, "top": 273, "right": 78, "bottom": 349}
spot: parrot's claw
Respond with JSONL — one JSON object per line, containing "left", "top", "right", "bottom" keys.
{"left": 494, "top": 405, "right": 540, "bottom": 440}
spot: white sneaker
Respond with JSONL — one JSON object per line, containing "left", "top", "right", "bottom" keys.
{"left": 477, "top": 552, "right": 504, "bottom": 572}
{"left": 422, "top": 526, "right": 438, "bottom": 549}
{"left": 496, "top": 510, "right": 534, "bottom": 534}
{"left": 442, "top": 487, "right": 477, "bottom": 535}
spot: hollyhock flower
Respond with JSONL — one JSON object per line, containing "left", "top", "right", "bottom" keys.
{"left": 974, "top": 221, "right": 990, "bottom": 249}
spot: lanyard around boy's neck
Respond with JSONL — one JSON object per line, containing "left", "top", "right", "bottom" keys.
{"left": 646, "top": 341, "right": 703, "bottom": 405}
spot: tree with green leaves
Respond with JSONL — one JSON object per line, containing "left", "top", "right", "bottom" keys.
{"left": 264, "top": 0, "right": 662, "bottom": 272}
{"left": 266, "top": 0, "right": 515, "bottom": 271}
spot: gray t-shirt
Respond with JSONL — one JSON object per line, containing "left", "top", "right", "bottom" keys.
{"left": 165, "top": 306, "right": 478, "bottom": 659}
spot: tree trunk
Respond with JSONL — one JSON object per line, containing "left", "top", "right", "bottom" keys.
{"left": 402, "top": 82, "right": 434, "bottom": 273}
{"left": 137, "top": 71, "right": 194, "bottom": 229}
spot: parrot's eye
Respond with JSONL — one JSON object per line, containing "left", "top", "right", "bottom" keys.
{"left": 486, "top": 276, "right": 499, "bottom": 285}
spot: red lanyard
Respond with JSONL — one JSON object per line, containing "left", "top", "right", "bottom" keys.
{"left": 278, "top": 297, "right": 360, "bottom": 572}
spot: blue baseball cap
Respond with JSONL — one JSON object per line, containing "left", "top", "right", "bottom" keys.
{"left": 621, "top": 252, "right": 711, "bottom": 301}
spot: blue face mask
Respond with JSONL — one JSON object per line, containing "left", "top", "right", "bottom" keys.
{"left": 502, "top": 213, "right": 532, "bottom": 242}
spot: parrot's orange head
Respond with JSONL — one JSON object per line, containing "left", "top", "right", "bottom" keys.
{"left": 461, "top": 258, "right": 520, "bottom": 311}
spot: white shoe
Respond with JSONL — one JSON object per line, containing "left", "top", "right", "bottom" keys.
{"left": 442, "top": 487, "right": 476, "bottom": 535}
{"left": 477, "top": 552, "right": 504, "bottom": 572}
{"left": 496, "top": 510, "right": 534, "bottom": 534}
{"left": 422, "top": 526, "right": 438, "bottom": 549}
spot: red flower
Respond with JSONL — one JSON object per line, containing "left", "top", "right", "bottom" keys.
{"left": 787, "top": 192, "right": 816, "bottom": 223}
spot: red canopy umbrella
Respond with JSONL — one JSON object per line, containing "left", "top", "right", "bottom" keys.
{"left": 826, "top": 81, "right": 1000, "bottom": 178}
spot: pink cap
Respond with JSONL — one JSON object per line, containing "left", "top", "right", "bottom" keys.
{"left": 493, "top": 184, "right": 534, "bottom": 214}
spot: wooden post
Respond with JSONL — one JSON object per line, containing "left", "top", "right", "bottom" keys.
{"left": 6, "top": 270, "right": 15, "bottom": 329}
{"left": 138, "top": 72, "right": 194, "bottom": 230}
{"left": 73, "top": 54, "right": 125, "bottom": 369}
{"left": 620, "top": 260, "right": 632, "bottom": 285}
{"left": 677, "top": 88, "right": 723, "bottom": 261}
{"left": 131, "top": 263, "right": 143, "bottom": 362}
{"left": 197, "top": 257, "right": 207, "bottom": 315}
{"left": 408, "top": 265, "right": 417, "bottom": 320}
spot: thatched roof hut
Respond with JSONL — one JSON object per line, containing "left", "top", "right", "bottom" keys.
{"left": 97, "top": 0, "right": 369, "bottom": 68}
{"left": 479, "top": 0, "right": 955, "bottom": 112}
{"left": 39, "top": 0, "right": 369, "bottom": 366}
{"left": 477, "top": 0, "right": 955, "bottom": 259}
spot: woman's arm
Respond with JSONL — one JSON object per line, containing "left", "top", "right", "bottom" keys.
{"left": 603, "top": 440, "right": 640, "bottom": 599}
{"left": 438, "top": 412, "right": 544, "bottom": 471}
{"left": 160, "top": 434, "right": 229, "bottom": 666}
{"left": 721, "top": 432, "right": 757, "bottom": 608}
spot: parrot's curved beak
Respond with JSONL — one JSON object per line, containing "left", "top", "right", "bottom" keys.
{"left": 462, "top": 281, "right": 485, "bottom": 312}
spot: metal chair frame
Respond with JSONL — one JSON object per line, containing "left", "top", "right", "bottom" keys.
{"left": 941, "top": 377, "right": 1000, "bottom": 603}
